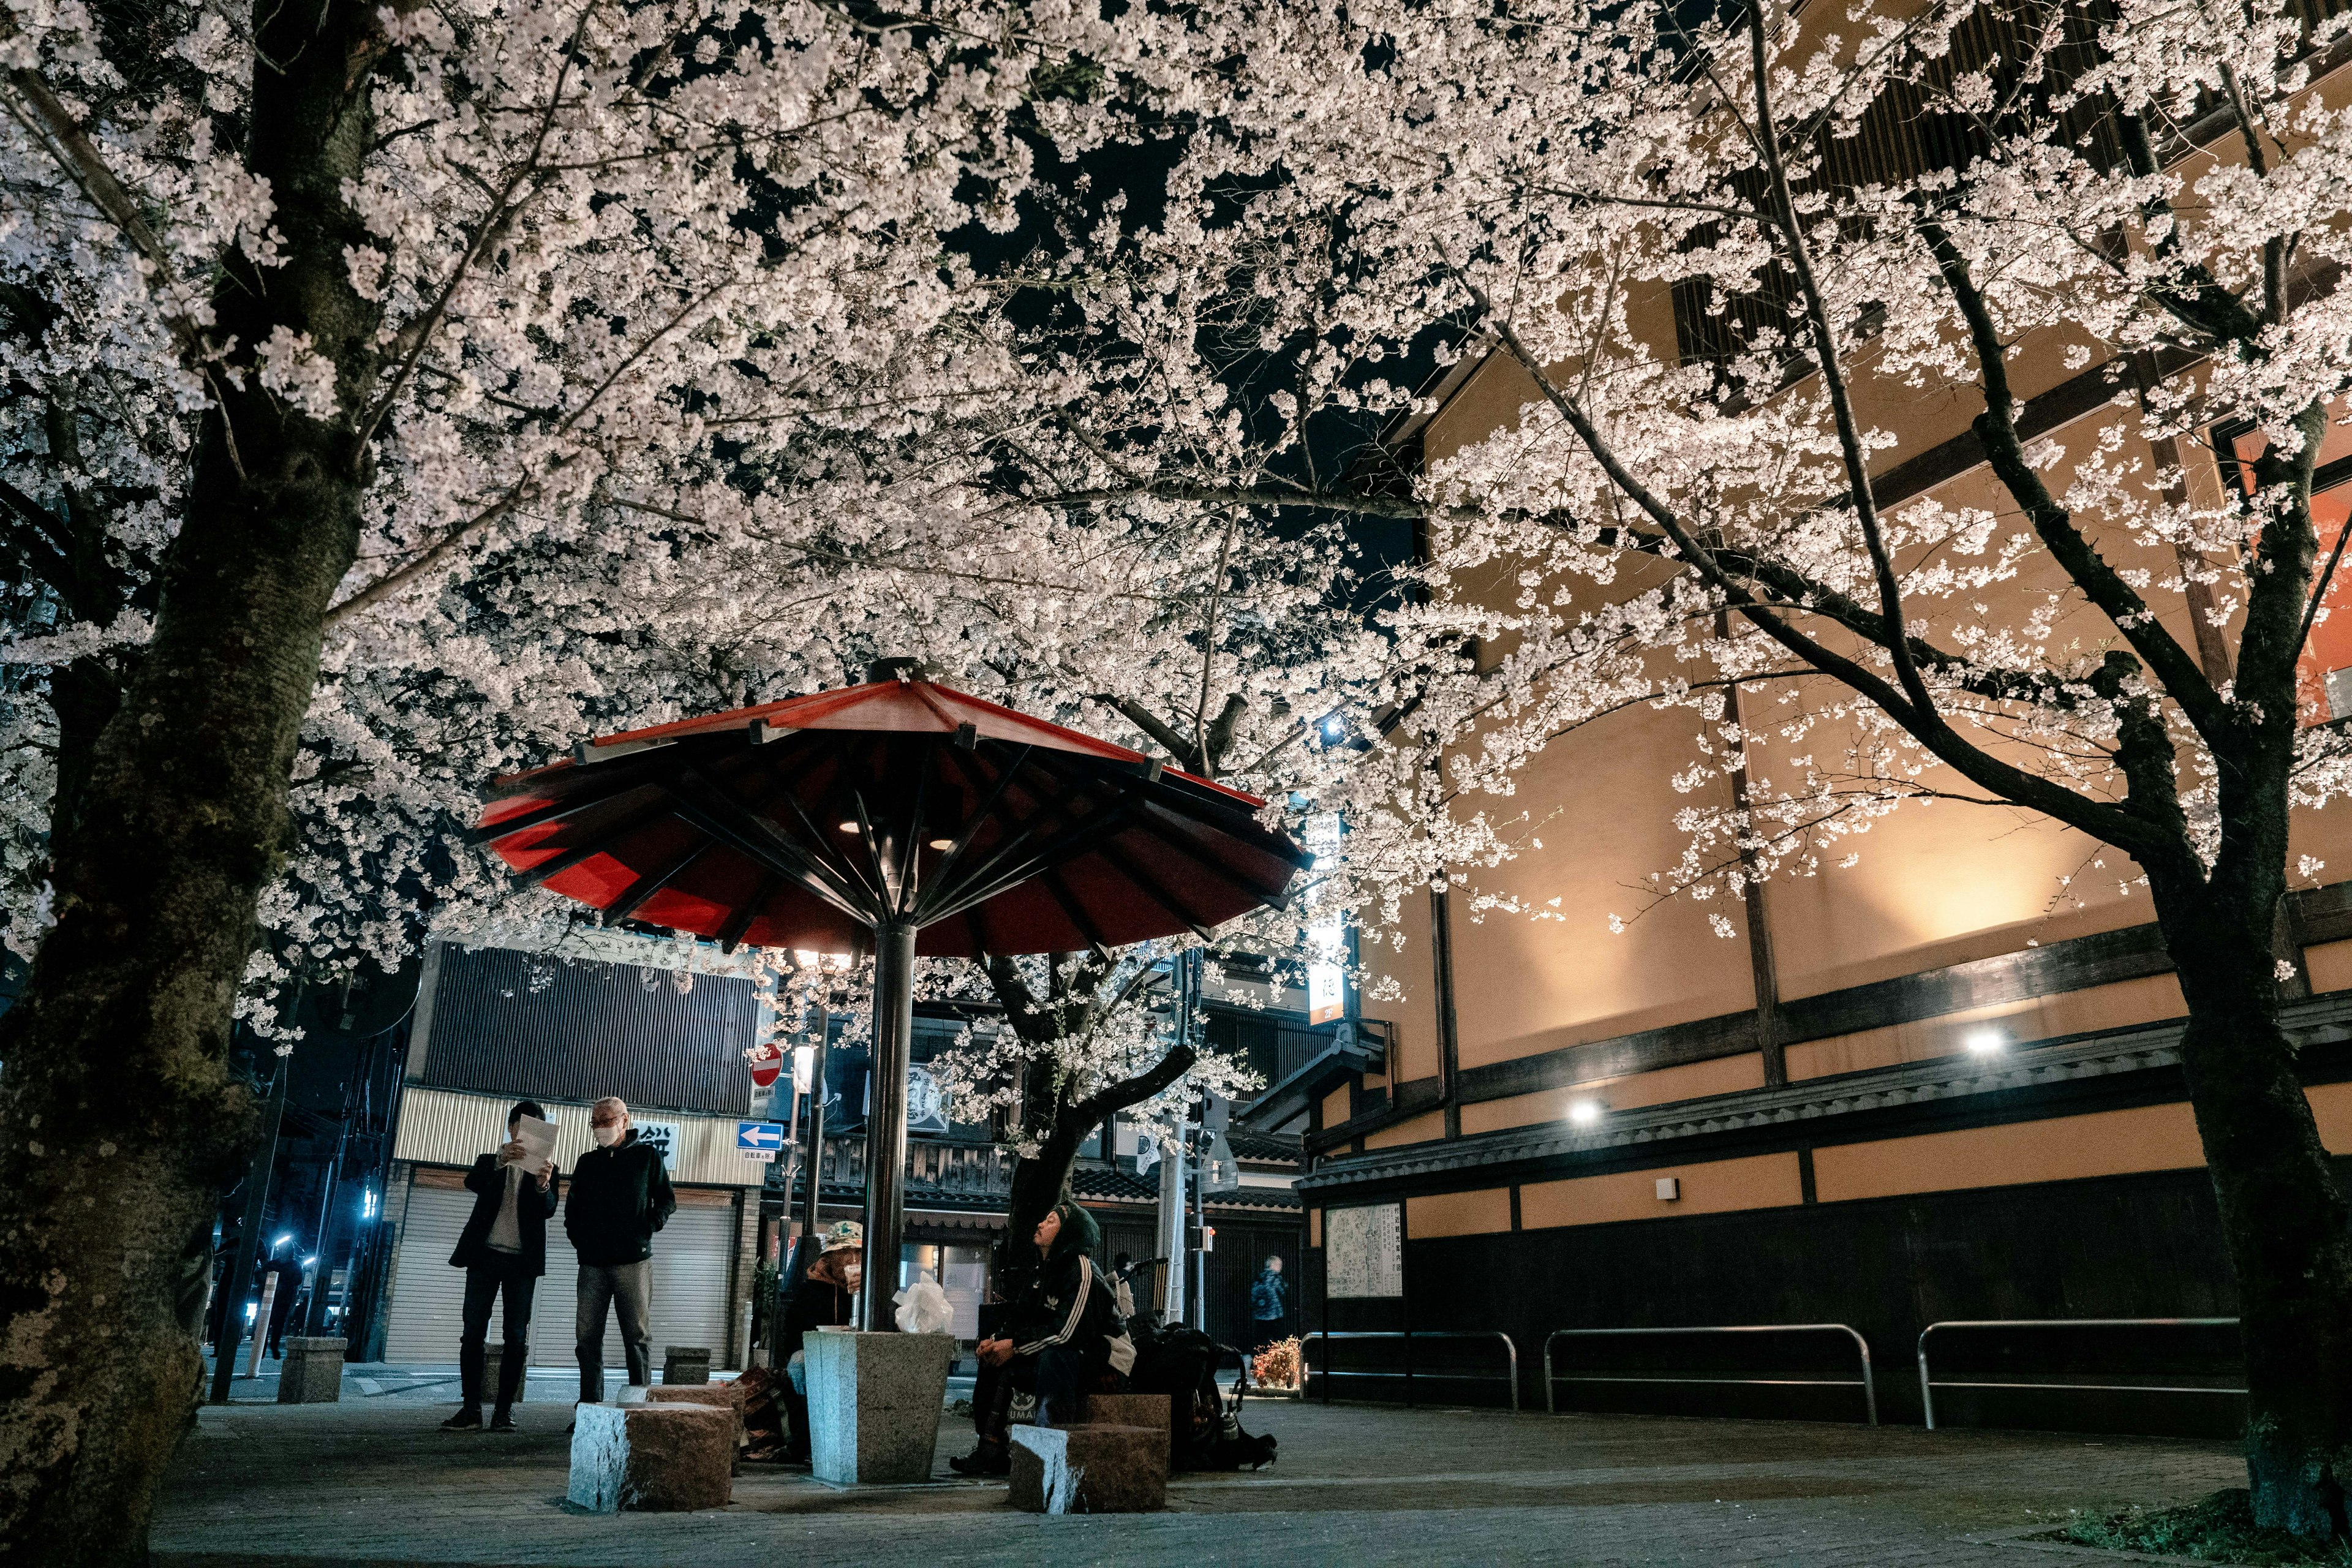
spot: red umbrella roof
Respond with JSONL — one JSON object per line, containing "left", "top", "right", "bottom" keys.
{"left": 475, "top": 675, "right": 1308, "bottom": 959}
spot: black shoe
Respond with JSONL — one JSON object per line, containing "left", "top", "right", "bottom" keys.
{"left": 440, "top": 1409, "right": 484, "bottom": 1432}
{"left": 488, "top": 1411, "right": 518, "bottom": 1433}
{"left": 948, "top": 1443, "right": 1010, "bottom": 1477}
{"left": 565, "top": 1420, "right": 576, "bottom": 1436}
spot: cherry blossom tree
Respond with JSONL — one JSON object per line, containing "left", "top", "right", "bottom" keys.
{"left": 0, "top": 0, "right": 1098, "bottom": 1553}
{"left": 995, "top": 0, "right": 2352, "bottom": 1536}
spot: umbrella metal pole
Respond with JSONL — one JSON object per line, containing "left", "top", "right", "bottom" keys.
{"left": 859, "top": 922, "right": 917, "bottom": 1332}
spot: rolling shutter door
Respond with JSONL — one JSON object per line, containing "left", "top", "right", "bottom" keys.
{"left": 385, "top": 1180, "right": 737, "bottom": 1368}
{"left": 381, "top": 1184, "right": 470, "bottom": 1365}
{"left": 385, "top": 1181, "right": 582, "bottom": 1368}
{"left": 647, "top": 1204, "right": 735, "bottom": 1361}
{"left": 532, "top": 1216, "right": 583, "bottom": 1367}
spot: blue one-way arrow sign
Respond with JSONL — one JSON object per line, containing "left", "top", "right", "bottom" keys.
{"left": 737, "top": 1120, "right": 785, "bottom": 1161}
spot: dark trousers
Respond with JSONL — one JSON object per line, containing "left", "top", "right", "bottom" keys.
{"left": 783, "top": 1385, "right": 812, "bottom": 1459}
{"left": 970, "top": 1341, "right": 1096, "bottom": 1449}
{"left": 1009, "top": 1342, "right": 1096, "bottom": 1427}
{"left": 575, "top": 1259, "right": 652, "bottom": 1403}
{"left": 1251, "top": 1318, "right": 1285, "bottom": 1353}
{"left": 460, "top": 1255, "right": 537, "bottom": 1415}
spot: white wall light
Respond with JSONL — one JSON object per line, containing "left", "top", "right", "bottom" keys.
{"left": 1567, "top": 1099, "right": 1604, "bottom": 1127}
{"left": 1963, "top": 1028, "right": 2007, "bottom": 1056}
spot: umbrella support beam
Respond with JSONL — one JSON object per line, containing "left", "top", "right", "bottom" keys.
{"left": 859, "top": 921, "right": 917, "bottom": 1330}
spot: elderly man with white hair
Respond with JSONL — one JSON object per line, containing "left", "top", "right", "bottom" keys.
{"left": 564, "top": 1096, "right": 676, "bottom": 1407}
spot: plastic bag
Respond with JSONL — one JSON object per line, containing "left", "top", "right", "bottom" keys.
{"left": 893, "top": 1275, "right": 953, "bottom": 1335}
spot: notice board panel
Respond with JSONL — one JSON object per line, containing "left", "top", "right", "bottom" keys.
{"left": 1325, "top": 1202, "right": 1403, "bottom": 1298}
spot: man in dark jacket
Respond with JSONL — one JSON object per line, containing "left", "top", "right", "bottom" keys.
{"left": 952, "top": 1200, "right": 1132, "bottom": 1475}
{"left": 565, "top": 1096, "right": 674, "bottom": 1404}
{"left": 442, "top": 1099, "right": 559, "bottom": 1432}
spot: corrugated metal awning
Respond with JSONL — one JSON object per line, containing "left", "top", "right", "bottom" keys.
{"left": 418, "top": 943, "right": 758, "bottom": 1117}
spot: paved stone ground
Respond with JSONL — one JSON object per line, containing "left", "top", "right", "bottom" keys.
{"left": 149, "top": 1396, "right": 2241, "bottom": 1567}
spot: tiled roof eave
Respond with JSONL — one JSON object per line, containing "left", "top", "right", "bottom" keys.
{"left": 1300, "top": 992, "right": 2352, "bottom": 1197}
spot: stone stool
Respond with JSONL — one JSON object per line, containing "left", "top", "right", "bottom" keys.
{"left": 481, "top": 1343, "right": 511, "bottom": 1406}
{"left": 662, "top": 1345, "right": 712, "bottom": 1385}
{"left": 647, "top": 1382, "right": 744, "bottom": 1456}
{"left": 276, "top": 1337, "right": 345, "bottom": 1404}
{"left": 567, "top": 1402, "right": 734, "bottom": 1512}
{"left": 1009, "top": 1423, "right": 1165, "bottom": 1513}
{"left": 1083, "top": 1392, "right": 1170, "bottom": 1439}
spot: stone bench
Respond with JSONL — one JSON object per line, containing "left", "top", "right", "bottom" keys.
{"left": 1009, "top": 1423, "right": 1166, "bottom": 1514}
{"left": 646, "top": 1381, "right": 744, "bottom": 1455}
{"left": 567, "top": 1402, "right": 734, "bottom": 1512}
{"left": 662, "top": 1345, "right": 712, "bottom": 1385}
{"left": 1084, "top": 1392, "right": 1170, "bottom": 1438}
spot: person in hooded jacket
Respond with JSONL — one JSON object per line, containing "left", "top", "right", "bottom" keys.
{"left": 950, "top": 1199, "right": 1133, "bottom": 1476}
{"left": 772, "top": 1220, "right": 863, "bottom": 1466}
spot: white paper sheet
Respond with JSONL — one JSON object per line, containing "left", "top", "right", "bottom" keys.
{"left": 507, "top": 1113, "right": 557, "bottom": 1166}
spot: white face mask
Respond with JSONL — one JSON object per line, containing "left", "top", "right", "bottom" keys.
{"left": 592, "top": 1124, "right": 625, "bottom": 1148}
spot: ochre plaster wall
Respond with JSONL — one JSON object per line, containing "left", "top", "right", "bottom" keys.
{"left": 1361, "top": 884, "right": 1442, "bottom": 1086}
{"left": 1520, "top": 1152, "right": 1805, "bottom": 1231}
{"left": 1812, "top": 1084, "right": 2352, "bottom": 1203}
{"left": 1786, "top": 974, "right": 2187, "bottom": 1080}
{"left": 1461, "top": 1052, "right": 1768, "bottom": 1135}
{"left": 1406, "top": 1186, "right": 1513, "bottom": 1239}
{"left": 1364, "top": 1109, "right": 1447, "bottom": 1150}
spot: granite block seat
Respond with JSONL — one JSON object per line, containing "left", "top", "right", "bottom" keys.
{"left": 646, "top": 1381, "right": 744, "bottom": 1455}
{"left": 276, "top": 1337, "right": 344, "bottom": 1404}
{"left": 662, "top": 1346, "right": 712, "bottom": 1385}
{"left": 1008, "top": 1423, "right": 1166, "bottom": 1513}
{"left": 1082, "top": 1392, "right": 1169, "bottom": 1438}
{"left": 567, "top": 1402, "right": 734, "bottom": 1512}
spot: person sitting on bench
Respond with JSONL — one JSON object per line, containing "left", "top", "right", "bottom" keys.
{"left": 775, "top": 1220, "right": 862, "bottom": 1466}
{"left": 951, "top": 1200, "right": 1133, "bottom": 1475}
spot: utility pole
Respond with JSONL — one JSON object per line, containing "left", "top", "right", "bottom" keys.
{"left": 1158, "top": 948, "right": 1204, "bottom": 1327}
{"left": 1156, "top": 1114, "right": 1186, "bottom": 1326}
{"left": 1189, "top": 1101, "right": 1207, "bottom": 1330}
{"left": 800, "top": 1003, "right": 831, "bottom": 1242}
{"left": 211, "top": 1055, "right": 290, "bottom": 1403}
{"left": 303, "top": 1102, "right": 353, "bottom": 1335}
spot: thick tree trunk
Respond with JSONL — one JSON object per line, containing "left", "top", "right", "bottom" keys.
{"left": 1000, "top": 1120, "right": 1095, "bottom": 1296}
{"left": 0, "top": 2, "right": 386, "bottom": 1559}
{"left": 2156, "top": 886, "right": 2352, "bottom": 1539}
{"left": 45, "top": 657, "right": 120, "bottom": 849}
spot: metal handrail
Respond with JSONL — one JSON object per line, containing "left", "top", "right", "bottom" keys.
{"left": 1303, "top": 1330, "right": 1520, "bottom": 1412}
{"left": 1917, "top": 1317, "right": 2242, "bottom": 1430}
{"left": 1544, "top": 1324, "right": 1877, "bottom": 1425}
